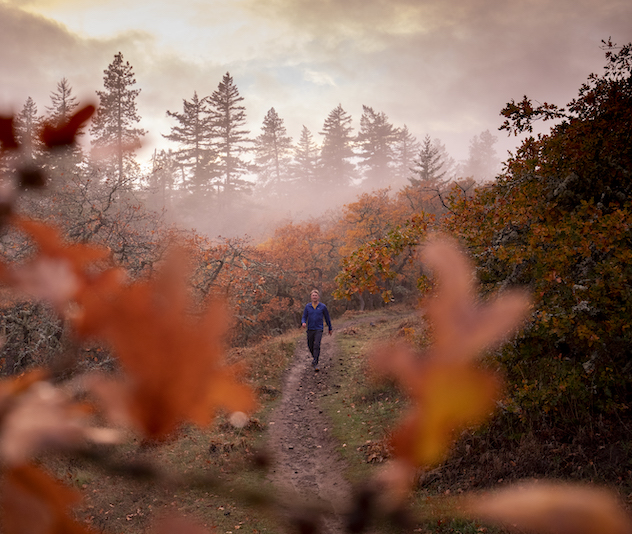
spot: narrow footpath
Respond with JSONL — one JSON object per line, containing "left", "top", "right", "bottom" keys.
{"left": 266, "top": 330, "right": 352, "bottom": 534}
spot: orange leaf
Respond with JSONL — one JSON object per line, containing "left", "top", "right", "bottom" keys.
{"left": 420, "top": 236, "right": 530, "bottom": 362}
{"left": 388, "top": 358, "right": 501, "bottom": 466}
{"left": 0, "top": 378, "right": 120, "bottom": 465}
{"left": 462, "top": 481, "right": 632, "bottom": 534}
{"left": 72, "top": 251, "right": 256, "bottom": 438}
{"left": 2, "top": 464, "right": 96, "bottom": 534}
{"left": 370, "top": 237, "right": 529, "bottom": 468}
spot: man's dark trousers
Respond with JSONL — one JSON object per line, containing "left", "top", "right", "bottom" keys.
{"left": 307, "top": 329, "right": 323, "bottom": 365}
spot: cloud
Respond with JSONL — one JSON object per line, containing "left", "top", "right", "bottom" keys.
{"left": 2, "top": 0, "right": 631, "bottom": 165}
{"left": 303, "top": 69, "right": 337, "bottom": 87}
{"left": 238, "top": 0, "right": 631, "bottom": 157}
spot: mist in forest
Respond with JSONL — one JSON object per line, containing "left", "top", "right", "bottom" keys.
{"left": 1, "top": 0, "right": 630, "bottom": 240}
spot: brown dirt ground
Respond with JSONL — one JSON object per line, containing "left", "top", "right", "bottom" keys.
{"left": 266, "top": 328, "right": 354, "bottom": 534}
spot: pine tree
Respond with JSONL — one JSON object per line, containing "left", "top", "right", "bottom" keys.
{"left": 208, "top": 72, "right": 251, "bottom": 197}
{"left": 392, "top": 125, "right": 420, "bottom": 184}
{"left": 356, "top": 105, "right": 398, "bottom": 188}
{"left": 292, "top": 125, "right": 319, "bottom": 183}
{"left": 90, "top": 52, "right": 145, "bottom": 187}
{"left": 254, "top": 107, "right": 292, "bottom": 195}
{"left": 461, "top": 129, "right": 499, "bottom": 182}
{"left": 44, "top": 78, "right": 85, "bottom": 186}
{"left": 410, "top": 135, "right": 448, "bottom": 185}
{"left": 15, "top": 96, "right": 42, "bottom": 161}
{"left": 163, "top": 91, "right": 214, "bottom": 194}
{"left": 46, "top": 78, "right": 79, "bottom": 127}
{"left": 319, "top": 104, "right": 355, "bottom": 186}
{"left": 148, "top": 149, "right": 176, "bottom": 209}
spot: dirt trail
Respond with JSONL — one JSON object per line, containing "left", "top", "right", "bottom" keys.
{"left": 266, "top": 330, "right": 352, "bottom": 533}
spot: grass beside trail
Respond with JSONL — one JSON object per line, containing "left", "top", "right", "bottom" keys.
{"left": 325, "top": 307, "right": 499, "bottom": 534}
{"left": 49, "top": 332, "right": 299, "bottom": 534}
{"left": 323, "top": 308, "right": 414, "bottom": 483}
{"left": 49, "top": 306, "right": 496, "bottom": 534}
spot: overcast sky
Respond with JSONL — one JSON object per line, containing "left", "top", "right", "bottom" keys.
{"left": 1, "top": 0, "right": 631, "bottom": 165}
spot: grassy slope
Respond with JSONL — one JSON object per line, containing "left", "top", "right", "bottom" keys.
{"left": 46, "top": 305, "right": 632, "bottom": 533}
{"left": 52, "top": 333, "right": 298, "bottom": 534}
{"left": 325, "top": 308, "right": 632, "bottom": 531}
{"left": 324, "top": 308, "right": 494, "bottom": 533}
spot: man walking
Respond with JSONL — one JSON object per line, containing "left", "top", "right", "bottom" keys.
{"left": 301, "top": 289, "right": 333, "bottom": 371}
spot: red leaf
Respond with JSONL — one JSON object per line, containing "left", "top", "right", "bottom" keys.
{"left": 40, "top": 105, "right": 95, "bottom": 148}
{"left": 2, "top": 465, "right": 96, "bottom": 534}
{"left": 0, "top": 116, "right": 18, "bottom": 150}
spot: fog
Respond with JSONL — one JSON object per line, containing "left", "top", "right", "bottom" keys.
{"left": 2, "top": 0, "right": 631, "bottom": 240}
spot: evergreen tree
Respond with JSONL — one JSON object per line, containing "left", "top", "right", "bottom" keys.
{"left": 356, "top": 105, "right": 398, "bottom": 188}
{"left": 163, "top": 91, "right": 214, "bottom": 194}
{"left": 147, "top": 148, "right": 176, "bottom": 210}
{"left": 292, "top": 125, "right": 319, "bottom": 183}
{"left": 410, "top": 135, "right": 448, "bottom": 185}
{"left": 208, "top": 72, "right": 251, "bottom": 197}
{"left": 461, "top": 129, "right": 499, "bottom": 182}
{"left": 15, "top": 96, "right": 42, "bottom": 161}
{"left": 46, "top": 78, "right": 79, "bottom": 127}
{"left": 392, "top": 125, "right": 420, "bottom": 184}
{"left": 319, "top": 104, "right": 355, "bottom": 186}
{"left": 90, "top": 52, "right": 145, "bottom": 187}
{"left": 44, "top": 78, "right": 85, "bottom": 186}
{"left": 254, "top": 107, "right": 292, "bottom": 196}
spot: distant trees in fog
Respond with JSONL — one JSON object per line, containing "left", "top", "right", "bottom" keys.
{"left": 356, "top": 105, "right": 399, "bottom": 189}
{"left": 318, "top": 104, "right": 356, "bottom": 187}
{"left": 208, "top": 73, "right": 252, "bottom": 198}
{"left": 9, "top": 51, "right": 502, "bottom": 236}
{"left": 163, "top": 90, "right": 213, "bottom": 196}
{"left": 164, "top": 73, "right": 251, "bottom": 205}
{"left": 460, "top": 129, "right": 499, "bottom": 182}
{"left": 254, "top": 107, "right": 293, "bottom": 197}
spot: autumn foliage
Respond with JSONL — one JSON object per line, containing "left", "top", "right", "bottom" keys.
{"left": 445, "top": 41, "right": 632, "bottom": 431}
{"left": 0, "top": 40, "right": 631, "bottom": 534}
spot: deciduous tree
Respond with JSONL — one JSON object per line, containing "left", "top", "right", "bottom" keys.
{"left": 447, "top": 41, "right": 632, "bottom": 432}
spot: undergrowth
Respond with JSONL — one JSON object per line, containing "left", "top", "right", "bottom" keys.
{"left": 45, "top": 333, "right": 298, "bottom": 534}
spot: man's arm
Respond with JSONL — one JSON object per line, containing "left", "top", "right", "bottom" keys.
{"left": 301, "top": 305, "right": 308, "bottom": 328}
{"left": 323, "top": 306, "right": 332, "bottom": 334}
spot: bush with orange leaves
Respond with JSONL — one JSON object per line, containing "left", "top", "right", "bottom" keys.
{"left": 362, "top": 238, "right": 632, "bottom": 534}
{"left": 0, "top": 105, "right": 631, "bottom": 534}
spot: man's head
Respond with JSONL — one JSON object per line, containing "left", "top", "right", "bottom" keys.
{"left": 310, "top": 289, "right": 320, "bottom": 304}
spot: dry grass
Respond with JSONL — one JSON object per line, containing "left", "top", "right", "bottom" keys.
{"left": 43, "top": 331, "right": 299, "bottom": 534}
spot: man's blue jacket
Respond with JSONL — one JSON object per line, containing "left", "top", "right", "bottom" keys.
{"left": 302, "top": 302, "right": 332, "bottom": 331}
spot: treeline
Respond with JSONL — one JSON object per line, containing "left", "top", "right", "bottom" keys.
{"left": 0, "top": 50, "right": 489, "bottom": 374}
{"left": 6, "top": 52, "right": 500, "bottom": 235}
